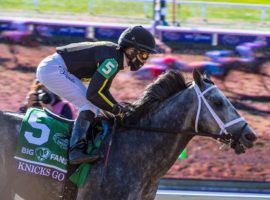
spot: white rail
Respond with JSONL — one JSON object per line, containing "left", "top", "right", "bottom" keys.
{"left": 174, "top": 1, "right": 270, "bottom": 22}
{"left": 87, "top": 0, "right": 270, "bottom": 23}
{"left": 178, "top": 1, "right": 270, "bottom": 9}
{"left": 155, "top": 190, "right": 270, "bottom": 200}
{"left": 89, "top": 0, "right": 270, "bottom": 21}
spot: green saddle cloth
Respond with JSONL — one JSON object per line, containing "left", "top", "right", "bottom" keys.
{"left": 14, "top": 108, "right": 70, "bottom": 182}
{"left": 14, "top": 107, "right": 109, "bottom": 186}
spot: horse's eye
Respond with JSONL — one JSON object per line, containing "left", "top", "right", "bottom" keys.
{"left": 213, "top": 99, "right": 223, "bottom": 108}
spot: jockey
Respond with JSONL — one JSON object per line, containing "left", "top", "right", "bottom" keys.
{"left": 205, "top": 50, "right": 234, "bottom": 63}
{"left": 235, "top": 39, "right": 267, "bottom": 62}
{"left": 36, "top": 26, "right": 156, "bottom": 165}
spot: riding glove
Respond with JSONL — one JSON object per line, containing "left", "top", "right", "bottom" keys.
{"left": 112, "top": 103, "right": 130, "bottom": 115}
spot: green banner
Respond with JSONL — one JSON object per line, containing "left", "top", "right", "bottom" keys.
{"left": 14, "top": 108, "right": 70, "bottom": 181}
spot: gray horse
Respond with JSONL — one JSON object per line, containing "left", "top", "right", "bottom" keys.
{"left": 0, "top": 70, "right": 257, "bottom": 200}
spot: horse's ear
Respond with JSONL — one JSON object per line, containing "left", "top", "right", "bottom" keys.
{"left": 203, "top": 72, "right": 211, "bottom": 80}
{"left": 193, "top": 68, "right": 203, "bottom": 86}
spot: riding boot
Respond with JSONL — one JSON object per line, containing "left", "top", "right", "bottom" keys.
{"left": 69, "top": 110, "right": 101, "bottom": 165}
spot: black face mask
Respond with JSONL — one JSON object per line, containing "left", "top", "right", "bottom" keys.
{"left": 125, "top": 50, "right": 144, "bottom": 71}
{"left": 129, "top": 58, "right": 144, "bottom": 71}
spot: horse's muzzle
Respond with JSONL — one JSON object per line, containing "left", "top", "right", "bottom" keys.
{"left": 234, "top": 125, "right": 257, "bottom": 154}
{"left": 240, "top": 126, "right": 257, "bottom": 148}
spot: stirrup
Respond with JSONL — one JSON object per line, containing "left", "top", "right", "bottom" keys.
{"left": 69, "top": 149, "right": 101, "bottom": 165}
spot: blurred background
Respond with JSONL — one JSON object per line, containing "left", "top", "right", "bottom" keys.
{"left": 0, "top": 0, "right": 270, "bottom": 198}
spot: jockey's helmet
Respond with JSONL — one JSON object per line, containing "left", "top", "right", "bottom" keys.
{"left": 118, "top": 26, "right": 157, "bottom": 71}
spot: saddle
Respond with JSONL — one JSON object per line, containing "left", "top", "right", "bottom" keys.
{"left": 47, "top": 109, "right": 114, "bottom": 200}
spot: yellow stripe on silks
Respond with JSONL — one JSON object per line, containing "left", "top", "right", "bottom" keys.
{"left": 98, "top": 79, "right": 114, "bottom": 107}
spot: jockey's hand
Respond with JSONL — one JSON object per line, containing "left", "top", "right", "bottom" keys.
{"left": 113, "top": 103, "right": 133, "bottom": 124}
{"left": 112, "top": 103, "right": 130, "bottom": 116}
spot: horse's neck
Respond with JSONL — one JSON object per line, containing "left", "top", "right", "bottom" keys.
{"left": 132, "top": 88, "right": 196, "bottom": 175}
{"left": 142, "top": 87, "right": 196, "bottom": 132}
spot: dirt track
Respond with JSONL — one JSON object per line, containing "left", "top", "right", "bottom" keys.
{"left": 0, "top": 43, "right": 269, "bottom": 182}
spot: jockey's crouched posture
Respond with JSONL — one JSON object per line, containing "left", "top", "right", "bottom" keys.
{"left": 36, "top": 26, "right": 157, "bottom": 165}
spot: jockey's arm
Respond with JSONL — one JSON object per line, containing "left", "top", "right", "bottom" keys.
{"left": 87, "top": 71, "right": 118, "bottom": 114}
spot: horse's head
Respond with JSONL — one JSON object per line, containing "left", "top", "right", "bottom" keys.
{"left": 116, "top": 70, "right": 256, "bottom": 155}
{"left": 192, "top": 69, "right": 257, "bottom": 154}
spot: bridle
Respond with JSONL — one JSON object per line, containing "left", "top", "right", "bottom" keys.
{"left": 121, "top": 82, "right": 247, "bottom": 142}
{"left": 102, "top": 81, "right": 248, "bottom": 183}
{"left": 192, "top": 82, "right": 246, "bottom": 139}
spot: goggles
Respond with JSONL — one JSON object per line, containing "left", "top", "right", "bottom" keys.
{"left": 137, "top": 51, "right": 150, "bottom": 61}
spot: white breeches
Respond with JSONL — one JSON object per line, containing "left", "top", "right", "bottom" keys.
{"left": 36, "top": 53, "right": 99, "bottom": 116}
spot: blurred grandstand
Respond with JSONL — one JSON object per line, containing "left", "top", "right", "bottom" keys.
{"left": 0, "top": 0, "right": 270, "bottom": 30}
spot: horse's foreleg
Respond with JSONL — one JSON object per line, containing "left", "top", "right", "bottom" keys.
{"left": 0, "top": 153, "right": 14, "bottom": 200}
{"left": 140, "top": 179, "right": 159, "bottom": 200}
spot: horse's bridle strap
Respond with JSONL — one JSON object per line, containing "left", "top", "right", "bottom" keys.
{"left": 193, "top": 82, "right": 245, "bottom": 135}
{"left": 120, "top": 82, "right": 245, "bottom": 140}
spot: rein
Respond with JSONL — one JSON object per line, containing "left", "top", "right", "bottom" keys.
{"left": 120, "top": 81, "right": 246, "bottom": 141}
{"left": 120, "top": 124, "right": 221, "bottom": 139}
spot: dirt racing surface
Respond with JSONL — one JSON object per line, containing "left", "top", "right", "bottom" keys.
{"left": 0, "top": 43, "right": 269, "bottom": 182}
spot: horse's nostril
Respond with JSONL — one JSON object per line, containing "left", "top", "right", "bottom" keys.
{"left": 245, "top": 133, "right": 257, "bottom": 141}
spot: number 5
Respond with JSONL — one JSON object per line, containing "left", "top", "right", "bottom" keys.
{"left": 24, "top": 112, "right": 50, "bottom": 145}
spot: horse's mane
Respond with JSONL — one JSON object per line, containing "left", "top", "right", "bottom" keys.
{"left": 130, "top": 70, "right": 189, "bottom": 119}
{"left": 102, "top": 70, "right": 190, "bottom": 124}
